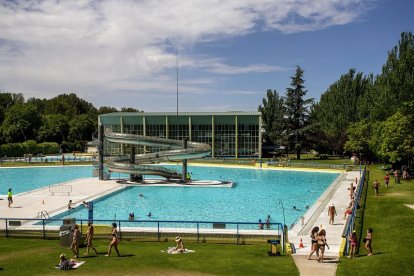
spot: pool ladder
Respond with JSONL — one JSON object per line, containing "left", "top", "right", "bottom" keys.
{"left": 38, "top": 210, "right": 50, "bottom": 219}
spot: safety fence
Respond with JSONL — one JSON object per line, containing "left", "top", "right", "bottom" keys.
{"left": 0, "top": 155, "right": 96, "bottom": 165}
{"left": 0, "top": 218, "right": 284, "bottom": 246}
{"left": 341, "top": 167, "right": 367, "bottom": 255}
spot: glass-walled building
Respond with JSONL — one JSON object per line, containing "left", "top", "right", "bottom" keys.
{"left": 99, "top": 112, "right": 262, "bottom": 158}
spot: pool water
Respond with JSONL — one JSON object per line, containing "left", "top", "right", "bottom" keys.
{"left": 0, "top": 166, "right": 95, "bottom": 194}
{"left": 53, "top": 165, "right": 339, "bottom": 225}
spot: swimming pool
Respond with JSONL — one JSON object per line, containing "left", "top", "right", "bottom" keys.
{"left": 0, "top": 166, "right": 95, "bottom": 194}
{"left": 52, "top": 165, "right": 339, "bottom": 226}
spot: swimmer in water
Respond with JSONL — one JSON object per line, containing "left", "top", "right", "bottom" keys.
{"left": 139, "top": 193, "right": 143, "bottom": 198}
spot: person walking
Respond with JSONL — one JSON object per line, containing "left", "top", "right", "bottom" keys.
{"left": 84, "top": 222, "right": 99, "bottom": 256}
{"left": 308, "top": 226, "right": 320, "bottom": 260}
{"left": 384, "top": 173, "right": 390, "bottom": 189}
{"left": 106, "top": 223, "right": 120, "bottom": 257}
{"left": 7, "top": 188, "right": 13, "bottom": 207}
{"left": 373, "top": 180, "right": 380, "bottom": 196}
{"left": 70, "top": 224, "right": 80, "bottom": 258}
{"left": 317, "top": 229, "right": 329, "bottom": 262}
{"left": 328, "top": 203, "right": 337, "bottom": 224}
{"left": 364, "top": 228, "right": 373, "bottom": 256}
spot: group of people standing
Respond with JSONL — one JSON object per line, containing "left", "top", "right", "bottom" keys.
{"left": 308, "top": 226, "right": 329, "bottom": 262}
{"left": 347, "top": 228, "right": 374, "bottom": 258}
{"left": 68, "top": 222, "right": 120, "bottom": 259}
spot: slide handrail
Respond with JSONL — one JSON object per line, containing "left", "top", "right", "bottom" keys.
{"left": 104, "top": 128, "right": 211, "bottom": 177}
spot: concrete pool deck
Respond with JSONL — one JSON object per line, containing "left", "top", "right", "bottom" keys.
{"left": 0, "top": 178, "right": 126, "bottom": 220}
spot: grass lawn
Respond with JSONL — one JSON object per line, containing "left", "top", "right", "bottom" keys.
{"left": 337, "top": 165, "right": 414, "bottom": 275}
{"left": 0, "top": 238, "right": 299, "bottom": 275}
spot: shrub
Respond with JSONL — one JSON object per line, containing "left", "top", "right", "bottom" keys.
{"left": 38, "top": 142, "right": 60, "bottom": 154}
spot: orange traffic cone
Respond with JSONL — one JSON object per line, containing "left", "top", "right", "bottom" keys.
{"left": 299, "top": 238, "right": 304, "bottom": 248}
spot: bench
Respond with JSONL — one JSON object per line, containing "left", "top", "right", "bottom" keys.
{"left": 49, "top": 185, "right": 72, "bottom": 196}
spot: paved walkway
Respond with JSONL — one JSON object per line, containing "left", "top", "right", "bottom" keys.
{"left": 289, "top": 170, "right": 361, "bottom": 276}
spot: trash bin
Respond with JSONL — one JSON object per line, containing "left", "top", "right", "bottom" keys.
{"left": 59, "top": 225, "right": 73, "bottom": 247}
{"left": 59, "top": 218, "right": 76, "bottom": 247}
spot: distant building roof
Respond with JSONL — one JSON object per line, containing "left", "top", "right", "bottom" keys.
{"left": 100, "top": 111, "right": 261, "bottom": 117}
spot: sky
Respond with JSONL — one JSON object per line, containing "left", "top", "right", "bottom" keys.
{"left": 0, "top": 0, "right": 413, "bottom": 112}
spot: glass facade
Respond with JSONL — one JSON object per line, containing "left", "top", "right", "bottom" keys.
{"left": 99, "top": 112, "right": 261, "bottom": 158}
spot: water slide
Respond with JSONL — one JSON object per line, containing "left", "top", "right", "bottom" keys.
{"left": 104, "top": 129, "right": 211, "bottom": 178}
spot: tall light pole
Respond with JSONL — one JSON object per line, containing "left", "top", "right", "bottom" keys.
{"left": 278, "top": 199, "right": 286, "bottom": 228}
{"left": 176, "top": 50, "right": 179, "bottom": 116}
{"left": 278, "top": 199, "right": 286, "bottom": 253}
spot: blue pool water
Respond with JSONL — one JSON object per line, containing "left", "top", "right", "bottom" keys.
{"left": 0, "top": 166, "right": 95, "bottom": 194}
{"left": 52, "top": 165, "right": 339, "bottom": 225}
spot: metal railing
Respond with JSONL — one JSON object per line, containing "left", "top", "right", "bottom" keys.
{"left": 341, "top": 167, "right": 367, "bottom": 255}
{"left": 0, "top": 156, "right": 96, "bottom": 164}
{"left": 0, "top": 218, "right": 284, "bottom": 245}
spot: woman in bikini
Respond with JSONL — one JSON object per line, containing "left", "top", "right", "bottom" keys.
{"left": 317, "top": 229, "right": 329, "bottom": 262}
{"left": 106, "top": 223, "right": 120, "bottom": 257}
{"left": 364, "top": 228, "right": 373, "bottom": 256}
{"left": 308, "top": 226, "right": 320, "bottom": 260}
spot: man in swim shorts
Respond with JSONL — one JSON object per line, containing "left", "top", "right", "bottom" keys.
{"left": 328, "top": 203, "right": 337, "bottom": 224}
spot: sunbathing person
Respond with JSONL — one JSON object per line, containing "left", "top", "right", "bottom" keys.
{"left": 168, "top": 236, "right": 186, "bottom": 254}
{"left": 58, "top": 254, "right": 78, "bottom": 270}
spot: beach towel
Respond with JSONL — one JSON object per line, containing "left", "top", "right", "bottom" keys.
{"left": 164, "top": 247, "right": 195, "bottom": 254}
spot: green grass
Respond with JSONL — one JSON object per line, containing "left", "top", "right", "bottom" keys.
{"left": 336, "top": 166, "right": 414, "bottom": 275}
{"left": 0, "top": 238, "right": 299, "bottom": 275}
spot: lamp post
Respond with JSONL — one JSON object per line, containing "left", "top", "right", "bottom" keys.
{"left": 278, "top": 199, "right": 286, "bottom": 228}
{"left": 278, "top": 199, "right": 286, "bottom": 253}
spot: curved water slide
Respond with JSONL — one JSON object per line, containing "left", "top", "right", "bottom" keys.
{"left": 104, "top": 129, "right": 211, "bottom": 178}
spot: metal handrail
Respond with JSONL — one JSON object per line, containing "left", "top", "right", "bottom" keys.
{"left": 341, "top": 167, "right": 367, "bottom": 255}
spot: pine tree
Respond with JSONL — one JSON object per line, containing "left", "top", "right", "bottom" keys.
{"left": 285, "top": 66, "right": 313, "bottom": 160}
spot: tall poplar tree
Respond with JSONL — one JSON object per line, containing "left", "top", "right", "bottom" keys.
{"left": 285, "top": 66, "right": 313, "bottom": 160}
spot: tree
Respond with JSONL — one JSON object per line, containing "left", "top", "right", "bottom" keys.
{"left": 314, "top": 69, "right": 372, "bottom": 154}
{"left": 120, "top": 107, "right": 142, "bottom": 112}
{"left": 0, "top": 92, "right": 25, "bottom": 123}
{"left": 68, "top": 115, "right": 96, "bottom": 142}
{"left": 43, "top": 93, "right": 98, "bottom": 120}
{"left": 37, "top": 114, "right": 69, "bottom": 143}
{"left": 284, "top": 66, "right": 313, "bottom": 160}
{"left": 98, "top": 106, "right": 118, "bottom": 115}
{"left": 344, "top": 119, "right": 374, "bottom": 161}
{"left": 370, "top": 112, "right": 414, "bottom": 164}
{"left": 0, "top": 102, "right": 41, "bottom": 143}
{"left": 258, "top": 89, "right": 285, "bottom": 146}
{"left": 369, "top": 32, "right": 414, "bottom": 121}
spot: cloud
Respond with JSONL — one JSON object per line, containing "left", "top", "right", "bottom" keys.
{"left": 0, "top": 0, "right": 374, "bottom": 108}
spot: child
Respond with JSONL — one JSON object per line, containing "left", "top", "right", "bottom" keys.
{"left": 348, "top": 230, "right": 358, "bottom": 258}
